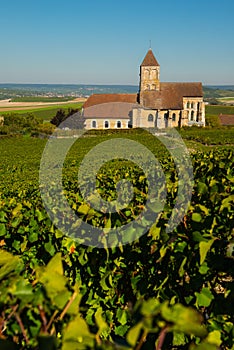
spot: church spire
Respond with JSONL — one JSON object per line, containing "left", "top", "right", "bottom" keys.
{"left": 141, "top": 49, "right": 160, "bottom": 67}
{"left": 139, "top": 49, "right": 160, "bottom": 103}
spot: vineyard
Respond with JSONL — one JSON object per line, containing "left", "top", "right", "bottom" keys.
{"left": 0, "top": 129, "right": 233, "bottom": 349}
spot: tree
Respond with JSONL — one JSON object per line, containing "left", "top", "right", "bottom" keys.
{"left": 50, "top": 108, "right": 85, "bottom": 129}
{"left": 50, "top": 109, "right": 67, "bottom": 127}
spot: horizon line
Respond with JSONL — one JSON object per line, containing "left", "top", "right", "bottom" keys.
{"left": 0, "top": 82, "right": 234, "bottom": 87}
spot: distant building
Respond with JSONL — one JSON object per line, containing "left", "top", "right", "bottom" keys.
{"left": 219, "top": 114, "right": 234, "bottom": 126}
{"left": 83, "top": 49, "right": 205, "bottom": 129}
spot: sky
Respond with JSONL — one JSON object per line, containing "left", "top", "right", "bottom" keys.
{"left": 0, "top": 0, "right": 234, "bottom": 85}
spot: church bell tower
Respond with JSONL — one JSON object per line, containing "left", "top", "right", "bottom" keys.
{"left": 139, "top": 49, "right": 160, "bottom": 103}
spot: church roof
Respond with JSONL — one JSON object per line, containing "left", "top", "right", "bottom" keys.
{"left": 83, "top": 94, "right": 139, "bottom": 119}
{"left": 141, "top": 82, "right": 203, "bottom": 110}
{"left": 141, "top": 49, "right": 160, "bottom": 66}
{"left": 83, "top": 93, "right": 138, "bottom": 108}
{"left": 83, "top": 83, "right": 203, "bottom": 116}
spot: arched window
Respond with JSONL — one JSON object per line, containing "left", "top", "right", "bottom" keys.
{"left": 148, "top": 114, "right": 154, "bottom": 122}
{"left": 117, "top": 120, "right": 121, "bottom": 128}
{"left": 91, "top": 120, "right": 96, "bottom": 128}
{"left": 172, "top": 113, "right": 176, "bottom": 122}
{"left": 164, "top": 113, "right": 169, "bottom": 128}
{"left": 144, "top": 69, "right": 150, "bottom": 79}
{"left": 187, "top": 102, "right": 190, "bottom": 108}
{"left": 191, "top": 111, "right": 194, "bottom": 121}
{"left": 155, "top": 69, "right": 158, "bottom": 80}
{"left": 150, "top": 69, "right": 156, "bottom": 79}
{"left": 104, "top": 120, "right": 109, "bottom": 128}
{"left": 191, "top": 102, "right": 194, "bottom": 108}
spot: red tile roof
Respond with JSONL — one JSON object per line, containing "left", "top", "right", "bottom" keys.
{"left": 83, "top": 93, "right": 138, "bottom": 108}
{"left": 83, "top": 94, "right": 139, "bottom": 119}
{"left": 141, "top": 49, "right": 160, "bottom": 66}
{"left": 141, "top": 82, "right": 203, "bottom": 109}
{"left": 219, "top": 114, "right": 234, "bottom": 125}
{"left": 83, "top": 83, "right": 203, "bottom": 119}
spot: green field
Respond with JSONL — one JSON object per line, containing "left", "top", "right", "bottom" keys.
{"left": 0, "top": 102, "right": 83, "bottom": 121}
{"left": 218, "top": 97, "right": 234, "bottom": 101}
{"left": 204, "top": 104, "right": 234, "bottom": 127}
{"left": 203, "top": 86, "right": 234, "bottom": 100}
{"left": 205, "top": 104, "right": 234, "bottom": 116}
{"left": 11, "top": 96, "right": 77, "bottom": 103}
{"left": 0, "top": 128, "right": 233, "bottom": 192}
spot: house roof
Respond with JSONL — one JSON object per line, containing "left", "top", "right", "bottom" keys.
{"left": 219, "top": 114, "right": 234, "bottom": 125}
{"left": 141, "top": 49, "right": 160, "bottom": 67}
{"left": 141, "top": 82, "right": 203, "bottom": 110}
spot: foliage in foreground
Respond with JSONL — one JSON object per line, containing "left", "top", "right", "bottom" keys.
{"left": 0, "top": 147, "right": 233, "bottom": 349}
{"left": 0, "top": 250, "right": 223, "bottom": 350}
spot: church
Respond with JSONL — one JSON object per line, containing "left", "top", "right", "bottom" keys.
{"left": 82, "top": 49, "right": 205, "bottom": 129}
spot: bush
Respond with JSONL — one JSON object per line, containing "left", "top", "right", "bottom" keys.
{"left": 36, "top": 122, "right": 56, "bottom": 135}
{"left": 1, "top": 113, "right": 42, "bottom": 135}
{"left": 205, "top": 114, "right": 221, "bottom": 128}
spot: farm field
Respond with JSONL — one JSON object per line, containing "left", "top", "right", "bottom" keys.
{"left": 0, "top": 103, "right": 84, "bottom": 120}
{"left": 205, "top": 105, "right": 234, "bottom": 116}
{"left": 0, "top": 102, "right": 84, "bottom": 121}
{"left": 218, "top": 97, "right": 234, "bottom": 104}
{"left": 0, "top": 128, "right": 233, "bottom": 190}
{"left": 10, "top": 96, "right": 78, "bottom": 103}
{"left": 205, "top": 104, "right": 234, "bottom": 127}
{"left": 0, "top": 127, "right": 233, "bottom": 349}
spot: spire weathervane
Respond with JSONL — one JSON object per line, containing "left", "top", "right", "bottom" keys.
{"left": 149, "top": 40, "right": 151, "bottom": 49}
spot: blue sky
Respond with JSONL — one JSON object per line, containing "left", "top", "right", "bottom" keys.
{"left": 0, "top": 0, "right": 234, "bottom": 85}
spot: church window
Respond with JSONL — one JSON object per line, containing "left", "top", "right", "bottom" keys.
{"left": 172, "top": 113, "right": 176, "bottom": 122}
{"left": 117, "top": 120, "right": 121, "bottom": 128}
{"left": 91, "top": 120, "right": 97, "bottom": 128}
{"left": 104, "top": 120, "right": 109, "bottom": 128}
{"left": 187, "top": 102, "right": 190, "bottom": 108}
{"left": 148, "top": 114, "right": 154, "bottom": 122}
{"left": 191, "top": 111, "right": 194, "bottom": 121}
{"left": 164, "top": 113, "right": 169, "bottom": 127}
{"left": 191, "top": 102, "right": 194, "bottom": 108}
{"left": 144, "top": 69, "right": 150, "bottom": 79}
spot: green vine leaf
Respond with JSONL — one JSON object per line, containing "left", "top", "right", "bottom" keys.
{"left": 62, "top": 315, "right": 95, "bottom": 350}
{"left": 199, "top": 238, "right": 215, "bottom": 264}
{"left": 126, "top": 321, "right": 143, "bottom": 347}
{"left": 195, "top": 288, "right": 214, "bottom": 307}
